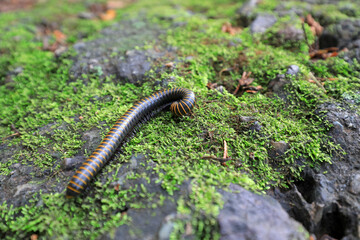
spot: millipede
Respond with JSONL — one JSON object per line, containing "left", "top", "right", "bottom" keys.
{"left": 66, "top": 88, "right": 196, "bottom": 198}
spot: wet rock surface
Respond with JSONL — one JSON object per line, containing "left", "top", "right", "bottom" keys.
{"left": 237, "top": 0, "right": 360, "bottom": 65}
{"left": 70, "top": 18, "right": 176, "bottom": 85}
{"left": 265, "top": 60, "right": 360, "bottom": 239}
{"left": 319, "top": 19, "right": 360, "bottom": 64}
{"left": 100, "top": 154, "right": 192, "bottom": 240}
{"left": 250, "top": 14, "right": 277, "bottom": 34}
{"left": 218, "top": 184, "right": 308, "bottom": 240}
{"left": 270, "top": 102, "right": 360, "bottom": 240}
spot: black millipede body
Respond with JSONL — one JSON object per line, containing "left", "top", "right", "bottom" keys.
{"left": 66, "top": 88, "right": 195, "bottom": 198}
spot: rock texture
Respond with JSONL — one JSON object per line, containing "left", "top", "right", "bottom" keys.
{"left": 70, "top": 18, "right": 176, "bottom": 85}
{"left": 268, "top": 88, "right": 360, "bottom": 240}
{"left": 218, "top": 184, "right": 308, "bottom": 240}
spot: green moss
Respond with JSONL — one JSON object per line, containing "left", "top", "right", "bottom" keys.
{"left": 309, "top": 56, "right": 360, "bottom": 107}
{"left": 0, "top": 0, "right": 358, "bottom": 238}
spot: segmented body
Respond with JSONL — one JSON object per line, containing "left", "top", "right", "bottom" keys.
{"left": 66, "top": 88, "right": 195, "bottom": 198}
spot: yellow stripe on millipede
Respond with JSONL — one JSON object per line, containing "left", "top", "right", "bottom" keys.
{"left": 101, "top": 141, "right": 114, "bottom": 150}
{"left": 89, "top": 154, "right": 104, "bottom": 164}
{"left": 87, "top": 158, "right": 101, "bottom": 168}
{"left": 73, "top": 175, "right": 87, "bottom": 184}
{"left": 67, "top": 185, "right": 80, "bottom": 193}
{"left": 184, "top": 98, "right": 194, "bottom": 108}
{"left": 70, "top": 180, "right": 84, "bottom": 189}
{"left": 176, "top": 104, "right": 181, "bottom": 116}
{"left": 76, "top": 170, "right": 91, "bottom": 180}
{"left": 90, "top": 154, "right": 104, "bottom": 165}
{"left": 99, "top": 144, "right": 112, "bottom": 153}
{"left": 113, "top": 124, "right": 125, "bottom": 131}
{"left": 179, "top": 102, "right": 187, "bottom": 114}
{"left": 104, "top": 137, "right": 117, "bottom": 145}
{"left": 109, "top": 131, "right": 121, "bottom": 138}
{"left": 83, "top": 162, "right": 97, "bottom": 172}
{"left": 80, "top": 166, "right": 94, "bottom": 176}
{"left": 181, "top": 100, "right": 191, "bottom": 112}
{"left": 96, "top": 148, "right": 109, "bottom": 156}
{"left": 112, "top": 125, "right": 125, "bottom": 131}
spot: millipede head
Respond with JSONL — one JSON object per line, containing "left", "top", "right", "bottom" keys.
{"left": 169, "top": 90, "right": 195, "bottom": 116}
{"left": 170, "top": 101, "right": 190, "bottom": 116}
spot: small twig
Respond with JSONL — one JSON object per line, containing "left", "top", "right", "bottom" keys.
{"left": 3, "top": 132, "right": 20, "bottom": 140}
{"left": 301, "top": 21, "right": 312, "bottom": 52}
{"left": 223, "top": 140, "right": 228, "bottom": 159}
{"left": 219, "top": 67, "right": 232, "bottom": 82}
{"left": 10, "top": 124, "right": 20, "bottom": 135}
{"left": 3, "top": 124, "right": 21, "bottom": 140}
{"left": 308, "top": 72, "right": 327, "bottom": 93}
{"left": 202, "top": 140, "right": 231, "bottom": 166}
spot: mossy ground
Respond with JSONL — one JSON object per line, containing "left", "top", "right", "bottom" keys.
{"left": 0, "top": 0, "right": 359, "bottom": 239}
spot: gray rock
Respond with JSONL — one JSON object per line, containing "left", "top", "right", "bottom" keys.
{"left": 249, "top": 121, "right": 262, "bottom": 132}
{"left": 73, "top": 42, "right": 86, "bottom": 52}
{"left": 115, "top": 50, "right": 152, "bottom": 84}
{"left": 349, "top": 174, "right": 360, "bottom": 195}
{"left": 236, "top": 0, "right": 259, "bottom": 15}
{"left": 239, "top": 116, "right": 255, "bottom": 123}
{"left": 62, "top": 156, "right": 86, "bottom": 170}
{"left": 273, "top": 26, "right": 304, "bottom": 48}
{"left": 320, "top": 19, "right": 360, "bottom": 50}
{"left": 14, "top": 183, "right": 39, "bottom": 197}
{"left": 100, "top": 155, "right": 193, "bottom": 240}
{"left": 78, "top": 12, "right": 95, "bottom": 19}
{"left": 270, "top": 140, "right": 289, "bottom": 156}
{"left": 286, "top": 65, "right": 300, "bottom": 76}
{"left": 272, "top": 102, "right": 360, "bottom": 239}
{"left": 235, "top": 0, "right": 261, "bottom": 27}
{"left": 268, "top": 74, "right": 289, "bottom": 100}
{"left": 70, "top": 18, "right": 177, "bottom": 85}
{"left": 250, "top": 14, "right": 277, "bottom": 34}
{"left": 82, "top": 128, "right": 103, "bottom": 153}
{"left": 218, "top": 184, "right": 308, "bottom": 240}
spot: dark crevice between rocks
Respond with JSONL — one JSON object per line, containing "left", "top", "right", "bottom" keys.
{"left": 319, "top": 33, "right": 339, "bottom": 49}
{"left": 316, "top": 203, "right": 346, "bottom": 239}
{"left": 294, "top": 172, "right": 317, "bottom": 204}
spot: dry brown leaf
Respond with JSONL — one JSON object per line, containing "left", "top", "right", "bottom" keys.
{"left": 221, "top": 22, "right": 242, "bottom": 35}
{"left": 53, "top": 30, "right": 66, "bottom": 43}
{"left": 165, "top": 62, "right": 174, "bottom": 68}
{"left": 206, "top": 82, "right": 218, "bottom": 89}
{"left": 305, "top": 14, "right": 323, "bottom": 36}
{"left": 100, "top": 9, "right": 117, "bottom": 21}
{"left": 245, "top": 90, "right": 258, "bottom": 93}
{"left": 30, "top": 234, "right": 38, "bottom": 240}
{"left": 309, "top": 47, "right": 340, "bottom": 60}
{"left": 233, "top": 71, "right": 254, "bottom": 95}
